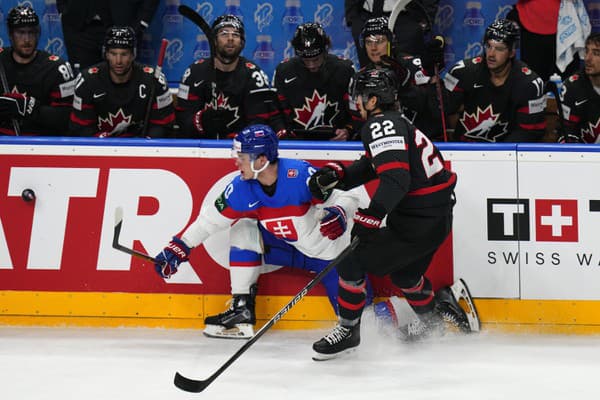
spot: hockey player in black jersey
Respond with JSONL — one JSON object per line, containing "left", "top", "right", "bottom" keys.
{"left": 309, "top": 68, "right": 479, "bottom": 360}
{"left": 558, "top": 33, "right": 600, "bottom": 144}
{"left": 357, "top": 16, "right": 444, "bottom": 140}
{"left": 443, "top": 19, "right": 546, "bottom": 143}
{"left": 175, "top": 14, "right": 280, "bottom": 139}
{"left": 0, "top": 5, "right": 76, "bottom": 136}
{"left": 70, "top": 26, "right": 175, "bottom": 138}
{"left": 272, "top": 22, "right": 354, "bottom": 141}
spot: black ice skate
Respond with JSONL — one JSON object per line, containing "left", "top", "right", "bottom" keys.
{"left": 203, "top": 285, "right": 257, "bottom": 339}
{"left": 436, "top": 278, "right": 480, "bottom": 333}
{"left": 312, "top": 324, "right": 360, "bottom": 361}
{"left": 398, "top": 279, "right": 480, "bottom": 341}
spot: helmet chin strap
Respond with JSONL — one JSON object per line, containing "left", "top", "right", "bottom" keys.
{"left": 250, "top": 158, "right": 270, "bottom": 180}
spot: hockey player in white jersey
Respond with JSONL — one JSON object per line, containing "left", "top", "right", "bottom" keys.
{"left": 153, "top": 124, "right": 361, "bottom": 338}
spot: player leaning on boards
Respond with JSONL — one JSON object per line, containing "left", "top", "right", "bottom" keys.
{"left": 0, "top": 5, "right": 76, "bottom": 136}
{"left": 153, "top": 124, "right": 361, "bottom": 339}
{"left": 69, "top": 26, "right": 175, "bottom": 138}
{"left": 309, "top": 68, "right": 479, "bottom": 360}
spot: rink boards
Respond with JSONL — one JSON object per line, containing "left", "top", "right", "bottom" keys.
{"left": 1, "top": 138, "right": 600, "bottom": 333}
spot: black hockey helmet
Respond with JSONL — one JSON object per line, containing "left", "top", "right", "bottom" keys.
{"left": 359, "top": 17, "right": 393, "bottom": 48}
{"left": 291, "top": 22, "right": 330, "bottom": 58}
{"left": 212, "top": 14, "right": 245, "bottom": 43}
{"left": 103, "top": 26, "right": 137, "bottom": 58}
{"left": 7, "top": 5, "right": 40, "bottom": 34}
{"left": 351, "top": 67, "right": 398, "bottom": 106}
{"left": 483, "top": 19, "right": 520, "bottom": 49}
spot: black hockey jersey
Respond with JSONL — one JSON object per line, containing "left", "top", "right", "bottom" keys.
{"left": 444, "top": 57, "right": 546, "bottom": 142}
{"left": 349, "top": 110, "right": 456, "bottom": 221}
{"left": 0, "top": 48, "right": 76, "bottom": 135}
{"left": 70, "top": 62, "right": 175, "bottom": 138}
{"left": 176, "top": 56, "right": 280, "bottom": 138}
{"left": 273, "top": 54, "right": 354, "bottom": 135}
{"left": 559, "top": 71, "right": 600, "bottom": 143}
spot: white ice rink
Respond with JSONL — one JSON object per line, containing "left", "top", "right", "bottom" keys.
{"left": 3, "top": 318, "right": 600, "bottom": 400}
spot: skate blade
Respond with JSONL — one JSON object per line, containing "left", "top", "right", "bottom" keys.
{"left": 450, "top": 279, "right": 481, "bottom": 332}
{"left": 312, "top": 347, "right": 357, "bottom": 361}
{"left": 203, "top": 324, "right": 254, "bottom": 339}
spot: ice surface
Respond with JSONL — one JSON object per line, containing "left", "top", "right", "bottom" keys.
{"left": 2, "top": 314, "right": 600, "bottom": 400}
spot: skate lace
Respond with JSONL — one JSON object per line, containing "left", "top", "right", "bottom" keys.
{"left": 323, "top": 326, "right": 350, "bottom": 345}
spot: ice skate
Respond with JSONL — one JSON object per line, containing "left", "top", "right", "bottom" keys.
{"left": 312, "top": 324, "right": 360, "bottom": 361}
{"left": 203, "top": 286, "right": 257, "bottom": 339}
{"left": 397, "top": 310, "right": 445, "bottom": 341}
{"left": 436, "top": 278, "right": 480, "bottom": 333}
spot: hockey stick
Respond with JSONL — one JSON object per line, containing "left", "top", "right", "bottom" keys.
{"left": 142, "top": 38, "right": 168, "bottom": 137}
{"left": 545, "top": 79, "right": 571, "bottom": 142}
{"left": 431, "top": 35, "right": 448, "bottom": 142}
{"left": 0, "top": 59, "right": 21, "bottom": 136}
{"left": 112, "top": 206, "right": 160, "bottom": 264}
{"left": 388, "top": 0, "right": 412, "bottom": 32}
{"left": 178, "top": 5, "right": 214, "bottom": 56}
{"left": 174, "top": 237, "right": 360, "bottom": 393}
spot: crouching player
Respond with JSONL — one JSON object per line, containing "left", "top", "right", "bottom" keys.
{"left": 154, "top": 124, "right": 362, "bottom": 338}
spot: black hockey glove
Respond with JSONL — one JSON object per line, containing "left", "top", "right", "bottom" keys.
{"left": 425, "top": 35, "right": 445, "bottom": 69}
{"left": 193, "top": 107, "right": 229, "bottom": 136}
{"left": 351, "top": 206, "right": 385, "bottom": 243}
{"left": 0, "top": 93, "right": 39, "bottom": 119}
{"left": 308, "top": 161, "right": 346, "bottom": 201}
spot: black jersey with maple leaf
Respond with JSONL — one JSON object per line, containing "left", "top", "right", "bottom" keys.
{"left": 273, "top": 54, "right": 354, "bottom": 133}
{"left": 176, "top": 56, "right": 281, "bottom": 138}
{"left": 70, "top": 62, "right": 175, "bottom": 138}
{"left": 0, "top": 47, "right": 76, "bottom": 136}
{"left": 559, "top": 71, "right": 600, "bottom": 143}
{"left": 444, "top": 57, "right": 546, "bottom": 142}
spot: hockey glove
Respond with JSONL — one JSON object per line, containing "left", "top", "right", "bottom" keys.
{"left": 0, "top": 93, "right": 39, "bottom": 119}
{"left": 308, "top": 161, "right": 346, "bottom": 201}
{"left": 351, "top": 206, "right": 385, "bottom": 243}
{"left": 193, "top": 107, "right": 229, "bottom": 136}
{"left": 154, "top": 236, "right": 191, "bottom": 279}
{"left": 320, "top": 205, "right": 348, "bottom": 240}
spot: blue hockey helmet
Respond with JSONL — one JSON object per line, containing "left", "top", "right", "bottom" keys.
{"left": 233, "top": 124, "right": 279, "bottom": 162}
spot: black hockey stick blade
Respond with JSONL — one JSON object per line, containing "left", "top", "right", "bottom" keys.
{"left": 112, "top": 206, "right": 159, "bottom": 264}
{"left": 173, "top": 237, "right": 360, "bottom": 393}
{"left": 178, "top": 5, "right": 215, "bottom": 56}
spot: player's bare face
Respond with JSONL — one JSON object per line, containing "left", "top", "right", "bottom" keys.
{"left": 365, "top": 35, "right": 389, "bottom": 63}
{"left": 301, "top": 54, "right": 325, "bottom": 73}
{"left": 215, "top": 28, "right": 243, "bottom": 63}
{"left": 106, "top": 48, "right": 135, "bottom": 82}
{"left": 584, "top": 42, "right": 600, "bottom": 78}
{"left": 234, "top": 153, "right": 260, "bottom": 180}
{"left": 10, "top": 27, "right": 38, "bottom": 61}
{"left": 484, "top": 40, "right": 512, "bottom": 73}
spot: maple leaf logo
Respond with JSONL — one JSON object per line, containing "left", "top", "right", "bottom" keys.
{"left": 98, "top": 109, "right": 132, "bottom": 135}
{"left": 206, "top": 93, "right": 240, "bottom": 128}
{"left": 293, "top": 90, "right": 339, "bottom": 129}
{"left": 460, "top": 105, "right": 508, "bottom": 142}
{"left": 582, "top": 118, "right": 600, "bottom": 143}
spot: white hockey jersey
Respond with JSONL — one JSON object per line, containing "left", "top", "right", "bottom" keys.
{"left": 181, "top": 157, "right": 360, "bottom": 260}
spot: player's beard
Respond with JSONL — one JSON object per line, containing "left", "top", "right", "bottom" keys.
{"left": 12, "top": 39, "right": 37, "bottom": 61}
{"left": 216, "top": 44, "right": 242, "bottom": 65}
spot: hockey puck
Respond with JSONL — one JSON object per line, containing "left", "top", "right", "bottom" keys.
{"left": 21, "top": 188, "right": 36, "bottom": 202}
